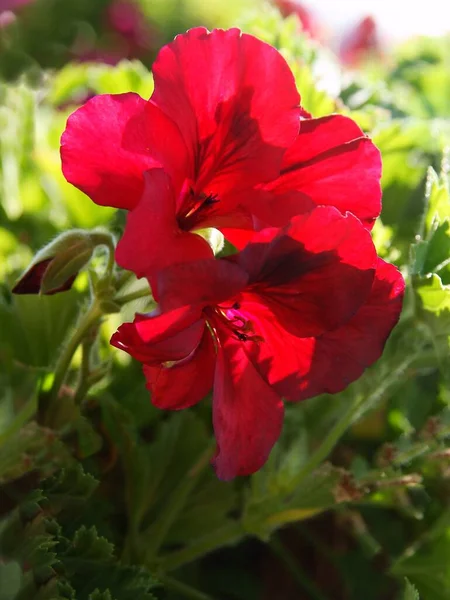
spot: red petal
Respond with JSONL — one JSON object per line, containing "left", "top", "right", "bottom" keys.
{"left": 211, "top": 331, "right": 284, "bottom": 480}
{"left": 151, "top": 28, "right": 300, "bottom": 206}
{"left": 260, "top": 115, "right": 381, "bottom": 229}
{"left": 110, "top": 305, "right": 203, "bottom": 363}
{"left": 236, "top": 207, "right": 377, "bottom": 337}
{"left": 12, "top": 258, "right": 77, "bottom": 295}
{"left": 61, "top": 93, "right": 188, "bottom": 210}
{"left": 157, "top": 258, "right": 248, "bottom": 312}
{"left": 115, "top": 169, "right": 213, "bottom": 280}
{"left": 240, "top": 260, "right": 403, "bottom": 401}
{"left": 143, "top": 328, "right": 215, "bottom": 410}
{"left": 290, "top": 258, "right": 405, "bottom": 400}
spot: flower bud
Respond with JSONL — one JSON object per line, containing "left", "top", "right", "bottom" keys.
{"left": 12, "top": 230, "right": 95, "bottom": 295}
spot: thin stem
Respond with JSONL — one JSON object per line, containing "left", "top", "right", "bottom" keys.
{"left": 46, "top": 300, "right": 102, "bottom": 407}
{"left": 160, "top": 576, "right": 215, "bottom": 600}
{"left": 73, "top": 336, "right": 94, "bottom": 405}
{"left": 116, "top": 288, "right": 153, "bottom": 306}
{"left": 269, "top": 536, "right": 330, "bottom": 600}
{"left": 161, "top": 521, "right": 245, "bottom": 573}
{"left": 144, "top": 444, "right": 215, "bottom": 561}
{"left": 0, "top": 395, "right": 37, "bottom": 445}
{"left": 293, "top": 351, "right": 422, "bottom": 487}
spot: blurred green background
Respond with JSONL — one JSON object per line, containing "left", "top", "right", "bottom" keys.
{"left": 1, "top": 1, "right": 450, "bottom": 600}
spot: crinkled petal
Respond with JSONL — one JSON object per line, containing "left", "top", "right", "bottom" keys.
{"left": 151, "top": 27, "right": 301, "bottom": 206}
{"left": 290, "top": 258, "right": 405, "bottom": 400}
{"left": 61, "top": 93, "right": 188, "bottom": 210}
{"left": 110, "top": 305, "right": 203, "bottom": 363}
{"left": 115, "top": 169, "right": 213, "bottom": 280}
{"left": 211, "top": 331, "right": 284, "bottom": 480}
{"left": 235, "top": 206, "right": 377, "bottom": 337}
{"left": 259, "top": 115, "right": 381, "bottom": 229}
{"left": 143, "top": 328, "right": 215, "bottom": 410}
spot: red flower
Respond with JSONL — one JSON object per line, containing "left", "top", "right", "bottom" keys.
{"left": 62, "top": 27, "right": 382, "bottom": 281}
{"left": 274, "top": 0, "right": 321, "bottom": 40}
{"left": 339, "top": 16, "right": 381, "bottom": 67}
{"left": 61, "top": 27, "right": 301, "bottom": 276}
{"left": 111, "top": 207, "right": 404, "bottom": 479}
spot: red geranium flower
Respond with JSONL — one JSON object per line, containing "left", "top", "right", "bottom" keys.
{"left": 61, "top": 27, "right": 382, "bottom": 280}
{"left": 61, "top": 27, "right": 301, "bottom": 275}
{"left": 111, "top": 206, "right": 404, "bottom": 479}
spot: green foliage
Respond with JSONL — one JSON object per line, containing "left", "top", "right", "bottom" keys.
{"left": 1, "top": 4, "right": 450, "bottom": 600}
{"left": 403, "top": 580, "right": 420, "bottom": 600}
{"left": 0, "top": 464, "right": 157, "bottom": 600}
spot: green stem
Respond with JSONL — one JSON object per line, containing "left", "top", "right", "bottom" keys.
{"left": 293, "top": 352, "right": 422, "bottom": 486}
{"left": 73, "top": 335, "right": 94, "bottom": 405}
{"left": 0, "top": 395, "right": 37, "bottom": 445}
{"left": 144, "top": 444, "right": 215, "bottom": 560}
{"left": 160, "top": 576, "right": 215, "bottom": 600}
{"left": 161, "top": 521, "right": 245, "bottom": 573}
{"left": 269, "top": 536, "right": 330, "bottom": 600}
{"left": 47, "top": 300, "right": 102, "bottom": 406}
{"left": 116, "top": 288, "right": 153, "bottom": 306}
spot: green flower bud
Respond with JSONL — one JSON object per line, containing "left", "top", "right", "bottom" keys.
{"left": 12, "top": 230, "right": 95, "bottom": 296}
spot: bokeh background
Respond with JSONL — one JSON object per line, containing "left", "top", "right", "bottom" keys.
{"left": 1, "top": 2, "right": 450, "bottom": 600}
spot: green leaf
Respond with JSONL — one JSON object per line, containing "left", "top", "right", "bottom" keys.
{"left": 63, "top": 526, "right": 115, "bottom": 571}
{"left": 417, "top": 274, "right": 450, "bottom": 316}
{"left": 0, "top": 292, "right": 81, "bottom": 368}
{"left": 424, "top": 167, "right": 450, "bottom": 235}
{"left": 403, "top": 579, "right": 420, "bottom": 600}
{"left": 49, "top": 61, "right": 154, "bottom": 106}
{"left": 89, "top": 591, "right": 114, "bottom": 600}
{"left": 244, "top": 461, "right": 348, "bottom": 539}
{"left": 0, "top": 561, "right": 22, "bottom": 600}
{"left": 42, "top": 463, "right": 99, "bottom": 511}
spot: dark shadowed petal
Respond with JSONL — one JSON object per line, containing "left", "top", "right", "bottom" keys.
{"left": 157, "top": 258, "right": 248, "bottom": 312}
{"left": 115, "top": 170, "right": 213, "bottom": 280}
{"left": 211, "top": 330, "right": 284, "bottom": 480}
{"left": 235, "top": 207, "right": 377, "bottom": 337}
{"left": 259, "top": 115, "right": 381, "bottom": 229}
{"left": 110, "top": 305, "right": 204, "bottom": 363}
{"left": 241, "top": 259, "right": 403, "bottom": 401}
{"left": 143, "top": 328, "right": 215, "bottom": 410}
{"left": 287, "top": 258, "right": 405, "bottom": 400}
{"left": 151, "top": 27, "right": 301, "bottom": 205}
{"left": 61, "top": 93, "right": 188, "bottom": 210}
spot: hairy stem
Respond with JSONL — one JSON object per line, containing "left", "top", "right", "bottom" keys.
{"left": 46, "top": 300, "right": 102, "bottom": 408}
{"left": 161, "top": 521, "right": 245, "bottom": 573}
{"left": 160, "top": 576, "right": 215, "bottom": 600}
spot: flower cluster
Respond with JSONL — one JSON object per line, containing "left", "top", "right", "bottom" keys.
{"left": 61, "top": 27, "right": 404, "bottom": 480}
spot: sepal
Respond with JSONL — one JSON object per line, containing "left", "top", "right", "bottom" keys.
{"left": 12, "top": 230, "right": 95, "bottom": 296}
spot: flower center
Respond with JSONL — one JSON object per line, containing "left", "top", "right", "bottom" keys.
{"left": 206, "top": 303, "right": 264, "bottom": 344}
{"left": 180, "top": 189, "right": 220, "bottom": 231}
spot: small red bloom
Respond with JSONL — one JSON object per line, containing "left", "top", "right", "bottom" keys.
{"left": 339, "top": 16, "right": 381, "bottom": 67}
{"left": 0, "top": 0, "right": 32, "bottom": 11}
{"left": 111, "top": 207, "right": 404, "bottom": 479}
{"left": 274, "top": 0, "right": 321, "bottom": 39}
